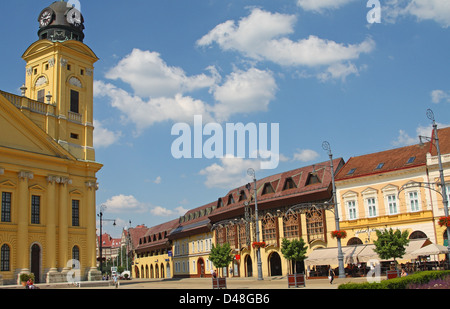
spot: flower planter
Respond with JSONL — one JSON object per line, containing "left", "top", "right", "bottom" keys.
{"left": 331, "top": 230, "right": 347, "bottom": 239}
{"left": 438, "top": 216, "right": 450, "bottom": 228}
{"left": 252, "top": 241, "right": 266, "bottom": 249}
{"left": 287, "top": 273, "right": 305, "bottom": 288}
{"left": 212, "top": 277, "right": 227, "bottom": 289}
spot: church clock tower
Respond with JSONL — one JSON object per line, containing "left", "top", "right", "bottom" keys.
{"left": 22, "top": 0, "right": 98, "bottom": 161}
{"left": 0, "top": 0, "right": 103, "bottom": 284}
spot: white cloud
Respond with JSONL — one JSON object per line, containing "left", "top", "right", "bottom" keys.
{"left": 406, "top": 0, "right": 450, "bottom": 28}
{"left": 93, "top": 119, "right": 122, "bottom": 148}
{"left": 105, "top": 49, "right": 219, "bottom": 98}
{"left": 317, "top": 62, "right": 359, "bottom": 82}
{"left": 197, "top": 8, "right": 374, "bottom": 79}
{"left": 212, "top": 68, "right": 277, "bottom": 121}
{"left": 384, "top": 0, "right": 450, "bottom": 28}
{"left": 94, "top": 80, "right": 214, "bottom": 134}
{"left": 153, "top": 176, "right": 162, "bottom": 184}
{"left": 431, "top": 89, "right": 450, "bottom": 104}
{"left": 392, "top": 123, "right": 450, "bottom": 146}
{"left": 199, "top": 155, "right": 261, "bottom": 189}
{"left": 102, "top": 194, "right": 147, "bottom": 213}
{"left": 150, "top": 206, "right": 187, "bottom": 217}
{"left": 292, "top": 149, "right": 320, "bottom": 162}
{"left": 297, "top": 0, "right": 357, "bottom": 12}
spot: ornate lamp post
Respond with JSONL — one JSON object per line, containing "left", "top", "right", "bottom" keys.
{"left": 247, "top": 168, "right": 264, "bottom": 281}
{"left": 98, "top": 205, "right": 116, "bottom": 275}
{"left": 322, "top": 141, "right": 346, "bottom": 278}
{"left": 418, "top": 109, "right": 449, "bottom": 264}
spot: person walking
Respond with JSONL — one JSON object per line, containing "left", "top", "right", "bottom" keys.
{"left": 328, "top": 268, "right": 335, "bottom": 284}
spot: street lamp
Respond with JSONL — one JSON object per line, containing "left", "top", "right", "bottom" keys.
{"left": 98, "top": 204, "right": 116, "bottom": 275}
{"left": 247, "top": 168, "right": 264, "bottom": 281}
{"left": 322, "top": 141, "right": 346, "bottom": 279}
{"left": 419, "top": 109, "right": 450, "bottom": 264}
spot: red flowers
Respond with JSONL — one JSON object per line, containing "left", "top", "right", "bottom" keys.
{"left": 331, "top": 230, "right": 347, "bottom": 239}
{"left": 438, "top": 216, "right": 450, "bottom": 228}
{"left": 252, "top": 241, "right": 266, "bottom": 249}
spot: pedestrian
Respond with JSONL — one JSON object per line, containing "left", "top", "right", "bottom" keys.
{"left": 401, "top": 268, "right": 408, "bottom": 277}
{"left": 328, "top": 268, "right": 335, "bottom": 284}
{"left": 213, "top": 269, "right": 217, "bottom": 278}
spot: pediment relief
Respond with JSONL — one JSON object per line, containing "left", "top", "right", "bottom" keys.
{"left": 0, "top": 180, "right": 16, "bottom": 188}
{"left": 381, "top": 184, "right": 399, "bottom": 192}
{"left": 70, "top": 189, "right": 83, "bottom": 196}
{"left": 29, "top": 184, "right": 46, "bottom": 192}
{"left": 361, "top": 187, "right": 378, "bottom": 195}
{"left": 342, "top": 190, "right": 358, "bottom": 198}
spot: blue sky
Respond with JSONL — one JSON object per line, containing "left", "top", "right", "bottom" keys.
{"left": 1, "top": 0, "right": 450, "bottom": 237}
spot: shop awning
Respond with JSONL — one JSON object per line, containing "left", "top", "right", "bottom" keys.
{"left": 305, "top": 238, "right": 432, "bottom": 267}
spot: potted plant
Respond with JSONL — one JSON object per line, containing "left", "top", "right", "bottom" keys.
{"left": 19, "top": 273, "right": 35, "bottom": 286}
{"left": 281, "top": 238, "right": 307, "bottom": 288}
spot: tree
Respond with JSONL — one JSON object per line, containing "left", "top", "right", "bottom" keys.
{"left": 209, "top": 243, "right": 235, "bottom": 277}
{"left": 281, "top": 238, "right": 308, "bottom": 274}
{"left": 373, "top": 228, "right": 410, "bottom": 267}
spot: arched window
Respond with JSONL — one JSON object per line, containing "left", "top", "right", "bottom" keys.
{"left": 1, "top": 244, "right": 10, "bottom": 271}
{"left": 283, "top": 212, "right": 300, "bottom": 238}
{"left": 262, "top": 214, "right": 278, "bottom": 246}
{"left": 72, "top": 246, "right": 80, "bottom": 263}
{"left": 346, "top": 237, "right": 363, "bottom": 246}
{"left": 409, "top": 231, "right": 427, "bottom": 239}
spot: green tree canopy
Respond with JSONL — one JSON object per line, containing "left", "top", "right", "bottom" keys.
{"left": 373, "top": 228, "right": 410, "bottom": 264}
{"left": 209, "top": 243, "right": 234, "bottom": 277}
{"left": 281, "top": 238, "right": 308, "bottom": 274}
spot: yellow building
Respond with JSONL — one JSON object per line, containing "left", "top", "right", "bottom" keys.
{"left": 133, "top": 220, "right": 178, "bottom": 279}
{"left": 0, "top": 1, "right": 102, "bottom": 284}
{"left": 169, "top": 202, "right": 215, "bottom": 278}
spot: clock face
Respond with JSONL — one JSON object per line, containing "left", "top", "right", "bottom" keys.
{"left": 39, "top": 9, "right": 53, "bottom": 27}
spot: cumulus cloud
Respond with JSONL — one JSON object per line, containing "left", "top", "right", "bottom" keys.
{"left": 102, "top": 194, "right": 147, "bottom": 213}
{"left": 431, "top": 90, "right": 450, "bottom": 104}
{"left": 212, "top": 68, "right": 277, "bottom": 121}
{"left": 95, "top": 61, "right": 277, "bottom": 133}
{"left": 197, "top": 8, "right": 374, "bottom": 79}
{"left": 384, "top": 0, "right": 450, "bottom": 27}
{"left": 150, "top": 206, "right": 188, "bottom": 217}
{"left": 199, "top": 155, "right": 261, "bottom": 189}
{"left": 392, "top": 123, "right": 450, "bottom": 146}
{"left": 105, "top": 49, "right": 220, "bottom": 98}
{"left": 93, "top": 119, "right": 122, "bottom": 148}
{"left": 292, "top": 149, "right": 320, "bottom": 162}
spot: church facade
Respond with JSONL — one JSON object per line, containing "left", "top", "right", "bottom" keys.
{"left": 0, "top": 1, "right": 102, "bottom": 284}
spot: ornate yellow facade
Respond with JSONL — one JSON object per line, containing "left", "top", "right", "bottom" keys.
{"left": 0, "top": 1, "right": 101, "bottom": 284}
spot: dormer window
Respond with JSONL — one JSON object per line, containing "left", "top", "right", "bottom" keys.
{"left": 283, "top": 177, "right": 297, "bottom": 190}
{"left": 306, "top": 173, "right": 321, "bottom": 186}
{"left": 262, "top": 183, "right": 275, "bottom": 195}
{"left": 238, "top": 190, "right": 247, "bottom": 202}
{"left": 227, "top": 194, "right": 235, "bottom": 205}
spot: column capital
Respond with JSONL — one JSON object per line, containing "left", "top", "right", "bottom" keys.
{"left": 85, "top": 181, "right": 98, "bottom": 190}
{"left": 18, "top": 171, "right": 33, "bottom": 180}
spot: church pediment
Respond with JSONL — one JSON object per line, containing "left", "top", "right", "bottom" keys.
{"left": 0, "top": 92, "right": 76, "bottom": 161}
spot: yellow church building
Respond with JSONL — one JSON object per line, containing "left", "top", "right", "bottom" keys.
{"left": 0, "top": 1, "right": 102, "bottom": 284}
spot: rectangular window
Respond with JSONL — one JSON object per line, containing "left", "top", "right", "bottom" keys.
{"left": 367, "top": 198, "right": 377, "bottom": 217}
{"left": 387, "top": 194, "right": 398, "bottom": 215}
{"left": 347, "top": 200, "right": 357, "bottom": 219}
{"left": 72, "top": 200, "right": 80, "bottom": 226}
{"left": 409, "top": 191, "right": 420, "bottom": 212}
{"left": 1, "top": 192, "right": 11, "bottom": 223}
{"left": 37, "top": 89, "right": 45, "bottom": 103}
{"left": 70, "top": 90, "right": 79, "bottom": 114}
{"left": 31, "top": 195, "right": 40, "bottom": 224}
